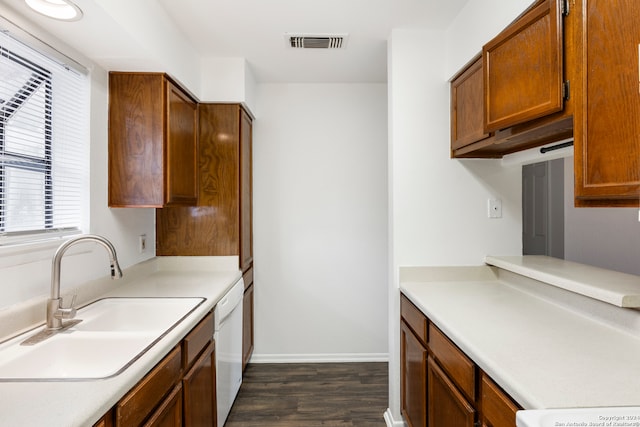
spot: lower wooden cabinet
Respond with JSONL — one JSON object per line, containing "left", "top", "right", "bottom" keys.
{"left": 144, "top": 384, "right": 183, "bottom": 427}
{"left": 401, "top": 320, "right": 428, "bottom": 427}
{"left": 428, "top": 357, "right": 475, "bottom": 427}
{"left": 183, "top": 341, "right": 216, "bottom": 426}
{"left": 400, "top": 294, "right": 520, "bottom": 427}
{"left": 481, "top": 373, "right": 519, "bottom": 427}
{"left": 242, "top": 268, "right": 254, "bottom": 371}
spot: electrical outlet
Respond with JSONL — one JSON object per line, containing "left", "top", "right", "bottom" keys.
{"left": 488, "top": 199, "right": 502, "bottom": 218}
{"left": 139, "top": 234, "right": 147, "bottom": 253}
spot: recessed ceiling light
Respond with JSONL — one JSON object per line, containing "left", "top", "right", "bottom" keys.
{"left": 24, "top": 0, "right": 83, "bottom": 21}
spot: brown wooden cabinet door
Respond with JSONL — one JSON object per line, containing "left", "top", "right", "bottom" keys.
{"left": 239, "top": 108, "right": 253, "bottom": 273}
{"left": 573, "top": 0, "right": 640, "bottom": 206}
{"left": 480, "top": 373, "right": 519, "bottom": 427}
{"left": 401, "top": 320, "right": 428, "bottom": 427}
{"left": 182, "top": 341, "right": 216, "bottom": 427}
{"left": 242, "top": 279, "right": 254, "bottom": 371}
{"left": 109, "top": 73, "right": 165, "bottom": 207}
{"left": 108, "top": 73, "right": 197, "bottom": 207}
{"left": 427, "top": 357, "right": 475, "bottom": 427}
{"left": 483, "top": 0, "right": 564, "bottom": 132}
{"left": 165, "top": 81, "right": 198, "bottom": 206}
{"left": 451, "top": 55, "right": 493, "bottom": 156}
{"left": 144, "top": 384, "right": 183, "bottom": 427}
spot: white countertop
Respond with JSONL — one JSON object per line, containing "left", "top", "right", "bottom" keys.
{"left": 0, "top": 256, "right": 242, "bottom": 427}
{"left": 400, "top": 257, "right": 640, "bottom": 411}
{"left": 486, "top": 255, "right": 640, "bottom": 308}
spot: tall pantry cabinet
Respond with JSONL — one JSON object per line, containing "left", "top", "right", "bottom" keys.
{"left": 156, "top": 103, "right": 254, "bottom": 369}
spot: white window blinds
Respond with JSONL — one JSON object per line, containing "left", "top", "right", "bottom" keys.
{"left": 0, "top": 27, "right": 89, "bottom": 244}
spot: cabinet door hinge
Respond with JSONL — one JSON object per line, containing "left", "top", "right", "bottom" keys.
{"left": 562, "top": 80, "right": 570, "bottom": 101}
{"left": 561, "top": 0, "right": 570, "bottom": 16}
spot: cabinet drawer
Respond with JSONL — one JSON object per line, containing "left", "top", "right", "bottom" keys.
{"left": 481, "top": 373, "right": 519, "bottom": 427}
{"left": 428, "top": 324, "right": 475, "bottom": 402}
{"left": 401, "top": 294, "right": 428, "bottom": 344}
{"left": 183, "top": 312, "right": 213, "bottom": 370}
{"left": 116, "top": 345, "right": 182, "bottom": 426}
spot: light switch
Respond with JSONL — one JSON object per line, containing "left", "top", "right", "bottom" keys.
{"left": 488, "top": 199, "right": 502, "bottom": 218}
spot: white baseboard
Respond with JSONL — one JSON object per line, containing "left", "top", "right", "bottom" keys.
{"left": 384, "top": 408, "right": 406, "bottom": 427}
{"left": 248, "top": 352, "right": 389, "bottom": 364}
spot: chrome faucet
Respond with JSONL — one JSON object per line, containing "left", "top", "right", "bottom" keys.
{"left": 46, "top": 234, "right": 123, "bottom": 330}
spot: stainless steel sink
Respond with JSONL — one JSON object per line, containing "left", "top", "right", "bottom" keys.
{"left": 0, "top": 297, "right": 205, "bottom": 381}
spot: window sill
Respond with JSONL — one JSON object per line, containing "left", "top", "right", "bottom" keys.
{"left": 0, "top": 232, "right": 85, "bottom": 269}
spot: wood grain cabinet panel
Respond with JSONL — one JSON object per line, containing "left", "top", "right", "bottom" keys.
{"left": 183, "top": 341, "right": 216, "bottom": 427}
{"left": 481, "top": 373, "right": 519, "bottom": 427}
{"left": 108, "top": 72, "right": 198, "bottom": 208}
{"left": 401, "top": 295, "right": 428, "bottom": 345}
{"left": 165, "top": 82, "right": 199, "bottom": 206}
{"left": 156, "top": 103, "right": 253, "bottom": 263}
{"left": 239, "top": 109, "right": 253, "bottom": 273}
{"left": 242, "top": 275, "right": 254, "bottom": 371}
{"left": 451, "top": 55, "right": 496, "bottom": 158}
{"left": 483, "top": 0, "right": 565, "bottom": 132}
{"left": 428, "top": 324, "right": 476, "bottom": 403}
{"left": 428, "top": 357, "right": 475, "bottom": 427}
{"left": 401, "top": 320, "right": 428, "bottom": 427}
{"left": 573, "top": 0, "right": 640, "bottom": 206}
{"left": 182, "top": 312, "right": 214, "bottom": 370}
{"left": 116, "top": 346, "right": 182, "bottom": 426}
{"left": 143, "top": 384, "right": 183, "bottom": 427}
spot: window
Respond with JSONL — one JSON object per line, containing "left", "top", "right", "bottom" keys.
{"left": 0, "top": 26, "right": 88, "bottom": 245}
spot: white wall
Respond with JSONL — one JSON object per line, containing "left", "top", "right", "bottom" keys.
{"left": 386, "top": 0, "right": 532, "bottom": 420}
{"left": 252, "top": 83, "right": 389, "bottom": 361}
{"left": 200, "top": 57, "right": 255, "bottom": 107}
{"left": 563, "top": 157, "right": 640, "bottom": 275}
{"left": 93, "top": 0, "right": 202, "bottom": 93}
{"left": 445, "top": 0, "right": 533, "bottom": 75}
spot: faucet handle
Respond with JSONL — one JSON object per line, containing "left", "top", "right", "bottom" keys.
{"left": 55, "top": 295, "right": 78, "bottom": 320}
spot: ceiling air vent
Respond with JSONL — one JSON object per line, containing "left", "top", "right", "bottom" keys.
{"left": 285, "top": 33, "right": 348, "bottom": 49}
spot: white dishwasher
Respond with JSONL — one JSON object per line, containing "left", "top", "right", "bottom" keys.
{"left": 214, "top": 278, "right": 244, "bottom": 426}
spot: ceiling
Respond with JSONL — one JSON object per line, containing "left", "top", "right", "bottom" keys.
{"left": 0, "top": 0, "right": 469, "bottom": 83}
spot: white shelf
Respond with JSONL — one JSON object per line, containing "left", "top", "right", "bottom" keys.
{"left": 485, "top": 255, "right": 640, "bottom": 308}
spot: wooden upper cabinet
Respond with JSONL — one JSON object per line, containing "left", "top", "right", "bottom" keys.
{"left": 573, "top": 0, "right": 640, "bottom": 206}
{"left": 156, "top": 103, "right": 254, "bottom": 263}
{"left": 239, "top": 107, "right": 253, "bottom": 272}
{"left": 166, "top": 82, "right": 199, "bottom": 206}
{"left": 109, "top": 72, "right": 198, "bottom": 207}
{"left": 483, "top": 0, "right": 565, "bottom": 132}
{"left": 451, "top": 55, "right": 495, "bottom": 158}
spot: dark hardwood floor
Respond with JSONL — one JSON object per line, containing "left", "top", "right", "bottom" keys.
{"left": 224, "top": 362, "right": 388, "bottom": 426}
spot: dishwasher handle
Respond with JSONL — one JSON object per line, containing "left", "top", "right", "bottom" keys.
{"left": 214, "top": 278, "right": 244, "bottom": 327}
